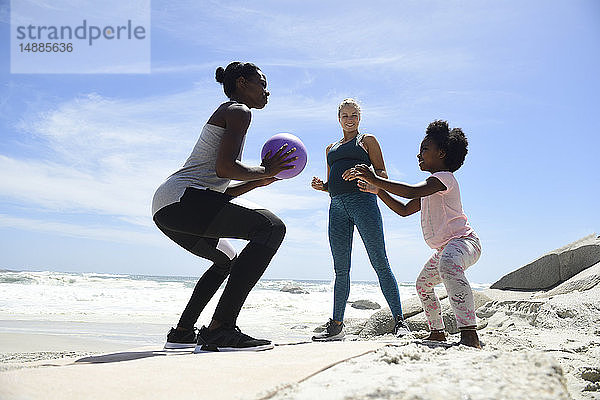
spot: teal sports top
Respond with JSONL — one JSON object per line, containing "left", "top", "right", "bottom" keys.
{"left": 326, "top": 133, "right": 372, "bottom": 197}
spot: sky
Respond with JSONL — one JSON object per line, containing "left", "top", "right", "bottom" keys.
{"left": 1, "top": 0, "right": 599, "bottom": 284}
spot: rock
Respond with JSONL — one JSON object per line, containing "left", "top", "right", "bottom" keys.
{"left": 401, "top": 289, "right": 448, "bottom": 319}
{"left": 356, "top": 293, "right": 442, "bottom": 338}
{"left": 290, "top": 324, "right": 309, "bottom": 330}
{"left": 349, "top": 300, "right": 381, "bottom": 310}
{"left": 406, "top": 303, "right": 457, "bottom": 333}
{"left": 476, "top": 300, "right": 545, "bottom": 324}
{"left": 536, "top": 261, "right": 600, "bottom": 298}
{"left": 280, "top": 284, "right": 308, "bottom": 294}
{"left": 491, "top": 234, "right": 600, "bottom": 291}
{"left": 584, "top": 382, "right": 600, "bottom": 392}
{"left": 358, "top": 309, "right": 395, "bottom": 338}
{"left": 344, "top": 318, "right": 368, "bottom": 335}
{"left": 581, "top": 367, "right": 600, "bottom": 383}
{"left": 479, "top": 285, "right": 600, "bottom": 331}
{"left": 359, "top": 291, "right": 491, "bottom": 337}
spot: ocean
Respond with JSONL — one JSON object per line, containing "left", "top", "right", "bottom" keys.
{"left": 0, "top": 270, "right": 489, "bottom": 348}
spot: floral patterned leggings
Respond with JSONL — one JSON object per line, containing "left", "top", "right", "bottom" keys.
{"left": 415, "top": 233, "right": 481, "bottom": 331}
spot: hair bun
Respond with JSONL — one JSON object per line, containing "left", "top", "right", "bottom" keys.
{"left": 215, "top": 67, "right": 225, "bottom": 83}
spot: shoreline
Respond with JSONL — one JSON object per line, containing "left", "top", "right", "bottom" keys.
{"left": 0, "top": 331, "right": 138, "bottom": 373}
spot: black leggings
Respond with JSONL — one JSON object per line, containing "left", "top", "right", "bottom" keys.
{"left": 153, "top": 187, "right": 286, "bottom": 328}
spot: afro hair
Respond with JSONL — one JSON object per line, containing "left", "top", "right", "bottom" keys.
{"left": 425, "top": 120, "right": 469, "bottom": 172}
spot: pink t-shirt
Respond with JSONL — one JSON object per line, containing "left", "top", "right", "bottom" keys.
{"left": 420, "top": 171, "right": 473, "bottom": 249}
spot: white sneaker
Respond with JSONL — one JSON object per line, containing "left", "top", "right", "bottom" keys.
{"left": 394, "top": 316, "right": 413, "bottom": 338}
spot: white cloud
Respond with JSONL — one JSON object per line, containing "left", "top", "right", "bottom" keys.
{"left": 4, "top": 89, "right": 211, "bottom": 217}
{"left": 1, "top": 87, "right": 341, "bottom": 245}
{"left": 0, "top": 155, "right": 146, "bottom": 217}
{"left": 0, "top": 213, "right": 163, "bottom": 245}
{"left": 151, "top": 1, "right": 479, "bottom": 76}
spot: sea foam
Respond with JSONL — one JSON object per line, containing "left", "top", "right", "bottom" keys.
{"left": 0, "top": 270, "right": 487, "bottom": 345}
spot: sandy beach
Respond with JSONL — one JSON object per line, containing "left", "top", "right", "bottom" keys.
{"left": 2, "top": 236, "right": 600, "bottom": 400}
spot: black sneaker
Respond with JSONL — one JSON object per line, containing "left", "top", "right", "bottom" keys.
{"left": 311, "top": 319, "right": 345, "bottom": 342}
{"left": 164, "top": 327, "right": 198, "bottom": 349}
{"left": 194, "top": 326, "right": 274, "bottom": 353}
{"left": 394, "top": 315, "right": 412, "bottom": 338}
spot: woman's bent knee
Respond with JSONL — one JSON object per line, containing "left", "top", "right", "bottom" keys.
{"left": 209, "top": 255, "right": 236, "bottom": 277}
{"left": 252, "top": 209, "right": 286, "bottom": 250}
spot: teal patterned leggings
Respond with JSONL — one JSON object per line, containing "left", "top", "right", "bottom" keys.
{"left": 328, "top": 192, "right": 403, "bottom": 322}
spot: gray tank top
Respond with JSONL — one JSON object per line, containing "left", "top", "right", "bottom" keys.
{"left": 326, "top": 133, "right": 371, "bottom": 197}
{"left": 152, "top": 124, "right": 245, "bottom": 215}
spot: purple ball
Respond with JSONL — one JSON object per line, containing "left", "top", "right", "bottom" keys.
{"left": 260, "top": 133, "right": 308, "bottom": 179}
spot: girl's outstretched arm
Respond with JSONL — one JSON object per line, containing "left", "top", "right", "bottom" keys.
{"left": 344, "top": 164, "right": 446, "bottom": 199}
{"left": 356, "top": 180, "right": 421, "bottom": 216}
{"left": 378, "top": 191, "right": 421, "bottom": 216}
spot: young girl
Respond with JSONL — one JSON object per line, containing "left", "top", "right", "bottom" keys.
{"left": 343, "top": 120, "right": 482, "bottom": 348}
{"left": 152, "top": 62, "right": 296, "bottom": 352}
{"left": 311, "top": 98, "right": 409, "bottom": 341}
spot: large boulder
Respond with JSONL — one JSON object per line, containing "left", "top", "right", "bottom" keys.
{"left": 536, "top": 261, "right": 600, "bottom": 298}
{"left": 491, "top": 234, "right": 600, "bottom": 291}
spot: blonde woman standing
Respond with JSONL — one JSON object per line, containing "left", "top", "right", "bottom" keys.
{"left": 311, "top": 98, "right": 409, "bottom": 341}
